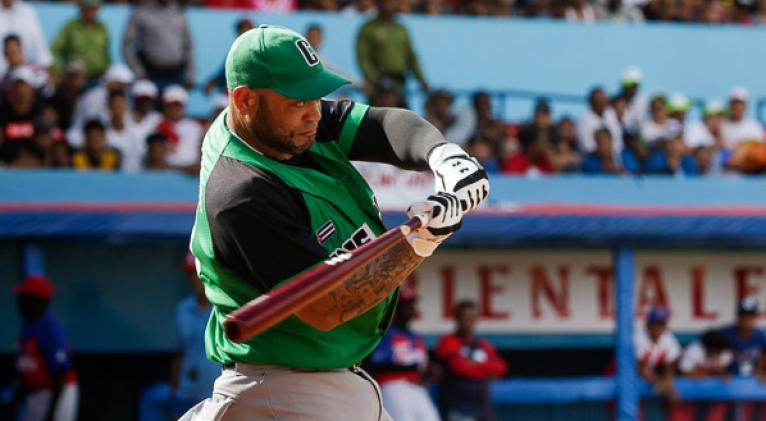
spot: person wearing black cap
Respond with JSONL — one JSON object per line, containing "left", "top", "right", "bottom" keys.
{"left": 6, "top": 275, "right": 78, "bottom": 421}
{"left": 635, "top": 306, "right": 680, "bottom": 403}
{"left": 721, "top": 297, "right": 766, "bottom": 378}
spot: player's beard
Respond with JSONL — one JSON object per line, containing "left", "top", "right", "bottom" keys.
{"left": 252, "top": 95, "right": 313, "bottom": 156}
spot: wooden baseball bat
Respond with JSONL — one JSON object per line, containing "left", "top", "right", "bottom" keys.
{"left": 224, "top": 215, "right": 426, "bottom": 343}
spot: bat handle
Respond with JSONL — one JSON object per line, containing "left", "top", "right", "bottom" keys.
{"left": 400, "top": 213, "right": 429, "bottom": 236}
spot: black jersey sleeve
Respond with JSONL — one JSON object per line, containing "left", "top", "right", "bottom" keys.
{"left": 318, "top": 99, "right": 446, "bottom": 171}
{"left": 205, "top": 156, "right": 329, "bottom": 293}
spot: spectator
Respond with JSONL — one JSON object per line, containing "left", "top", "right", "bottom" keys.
{"left": 31, "top": 117, "right": 70, "bottom": 168}
{"left": 685, "top": 99, "right": 726, "bottom": 149}
{"left": 645, "top": 132, "right": 699, "bottom": 175}
{"left": 565, "top": 0, "right": 598, "bottom": 21}
{"left": 72, "top": 119, "right": 120, "bottom": 171}
{"left": 0, "top": 0, "right": 52, "bottom": 79}
{"left": 502, "top": 131, "right": 555, "bottom": 175}
{"left": 436, "top": 300, "right": 507, "bottom": 421}
{"left": 123, "top": 0, "right": 194, "bottom": 89}
{"left": 144, "top": 132, "right": 171, "bottom": 170}
{"left": 721, "top": 297, "right": 766, "bottom": 378}
{"left": 471, "top": 91, "right": 506, "bottom": 145}
{"left": 356, "top": 0, "right": 428, "bottom": 107}
{"left": 519, "top": 98, "right": 557, "bottom": 146}
{"left": 130, "top": 79, "right": 163, "bottom": 142}
{"left": 343, "top": 0, "right": 377, "bottom": 14}
{"left": 581, "top": 128, "right": 623, "bottom": 174}
{"left": 595, "top": 0, "right": 645, "bottom": 20}
{"left": 202, "top": 18, "right": 253, "bottom": 95}
{"left": 50, "top": 0, "right": 110, "bottom": 82}
{"left": 170, "top": 252, "right": 217, "bottom": 418}
{"left": 666, "top": 92, "right": 691, "bottom": 127}
{"left": 105, "top": 90, "right": 144, "bottom": 172}
{"left": 67, "top": 63, "right": 134, "bottom": 147}
{"left": 556, "top": 116, "right": 579, "bottom": 148}
{"left": 619, "top": 66, "right": 648, "bottom": 131}
{"left": 424, "top": 89, "right": 475, "bottom": 144}
{"left": 8, "top": 275, "right": 78, "bottom": 421}
{"left": 635, "top": 306, "right": 680, "bottom": 403}
{"left": 369, "top": 77, "right": 402, "bottom": 108}
{"left": 577, "top": 87, "right": 623, "bottom": 153}
{"left": 367, "top": 280, "right": 440, "bottom": 421}
{"left": 1, "top": 34, "right": 25, "bottom": 101}
{"left": 467, "top": 135, "right": 500, "bottom": 173}
{"left": 640, "top": 94, "right": 673, "bottom": 146}
{"left": 154, "top": 85, "right": 202, "bottom": 173}
{"left": 0, "top": 66, "right": 41, "bottom": 164}
{"left": 679, "top": 329, "right": 733, "bottom": 378}
{"left": 621, "top": 130, "right": 647, "bottom": 173}
{"left": 550, "top": 135, "right": 582, "bottom": 172}
{"left": 611, "top": 94, "right": 629, "bottom": 131}
{"left": 45, "top": 60, "right": 87, "bottom": 132}
{"left": 721, "top": 86, "right": 764, "bottom": 149}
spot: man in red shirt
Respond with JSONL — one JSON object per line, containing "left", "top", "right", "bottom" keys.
{"left": 436, "top": 300, "right": 507, "bottom": 421}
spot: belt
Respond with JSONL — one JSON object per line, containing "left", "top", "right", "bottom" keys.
{"left": 222, "top": 361, "right": 362, "bottom": 371}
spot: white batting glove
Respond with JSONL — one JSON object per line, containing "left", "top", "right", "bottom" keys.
{"left": 406, "top": 193, "right": 463, "bottom": 257}
{"left": 429, "top": 143, "right": 490, "bottom": 212}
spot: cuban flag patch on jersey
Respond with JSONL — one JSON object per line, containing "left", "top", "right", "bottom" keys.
{"left": 315, "top": 220, "right": 337, "bottom": 245}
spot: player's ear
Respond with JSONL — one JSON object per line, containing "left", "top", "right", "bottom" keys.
{"left": 230, "top": 87, "right": 256, "bottom": 114}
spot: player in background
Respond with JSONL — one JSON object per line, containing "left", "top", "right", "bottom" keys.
{"left": 436, "top": 300, "right": 507, "bottom": 421}
{"left": 7, "top": 275, "right": 78, "bottom": 421}
{"left": 720, "top": 297, "right": 766, "bottom": 420}
{"left": 635, "top": 306, "right": 680, "bottom": 403}
{"left": 676, "top": 329, "right": 733, "bottom": 421}
{"left": 169, "top": 252, "right": 219, "bottom": 418}
{"left": 367, "top": 278, "right": 441, "bottom": 421}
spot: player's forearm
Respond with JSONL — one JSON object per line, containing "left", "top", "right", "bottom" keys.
{"left": 296, "top": 241, "right": 423, "bottom": 331}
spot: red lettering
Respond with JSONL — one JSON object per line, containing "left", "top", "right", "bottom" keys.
{"left": 530, "top": 266, "right": 571, "bottom": 319}
{"left": 690, "top": 267, "right": 717, "bottom": 320}
{"left": 636, "top": 266, "right": 670, "bottom": 317}
{"left": 440, "top": 265, "right": 456, "bottom": 319}
{"left": 587, "top": 266, "right": 613, "bottom": 319}
{"left": 478, "top": 266, "right": 510, "bottom": 319}
{"left": 734, "top": 266, "right": 763, "bottom": 302}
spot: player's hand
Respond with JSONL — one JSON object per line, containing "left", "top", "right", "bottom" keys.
{"left": 429, "top": 143, "right": 489, "bottom": 213}
{"left": 406, "top": 193, "right": 463, "bottom": 257}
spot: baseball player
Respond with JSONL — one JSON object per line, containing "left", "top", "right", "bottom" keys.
{"left": 181, "top": 24, "right": 489, "bottom": 421}
{"left": 367, "top": 280, "right": 441, "bottom": 421}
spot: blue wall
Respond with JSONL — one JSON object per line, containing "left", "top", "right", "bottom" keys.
{"left": 31, "top": 3, "right": 766, "bottom": 119}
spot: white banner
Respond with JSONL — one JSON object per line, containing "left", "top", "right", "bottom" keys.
{"left": 354, "top": 163, "right": 433, "bottom": 211}
{"left": 410, "top": 250, "right": 766, "bottom": 334}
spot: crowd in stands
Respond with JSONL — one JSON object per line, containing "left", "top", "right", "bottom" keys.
{"left": 2, "top": 0, "right": 766, "bottom": 175}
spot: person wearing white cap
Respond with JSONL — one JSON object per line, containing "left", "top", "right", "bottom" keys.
{"left": 0, "top": 0, "right": 53, "bottom": 79}
{"left": 130, "top": 79, "right": 163, "bottom": 144}
{"left": 0, "top": 65, "right": 42, "bottom": 163}
{"left": 154, "top": 84, "right": 201, "bottom": 172}
{"left": 721, "top": 86, "right": 764, "bottom": 149}
{"left": 66, "top": 63, "right": 135, "bottom": 147}
{"left": 619, "top": 65, "right": 649, "bottom": 131}
{"left": 684, "top": 100, "right": 725, "bottom": 149}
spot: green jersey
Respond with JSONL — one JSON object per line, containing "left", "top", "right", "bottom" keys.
{"left": 190, "top": 100, "right": 399, "bottom": 369}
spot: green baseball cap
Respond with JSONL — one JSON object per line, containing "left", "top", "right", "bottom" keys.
{"left": 225, "top": 24, "right": 350, "bottom": 101}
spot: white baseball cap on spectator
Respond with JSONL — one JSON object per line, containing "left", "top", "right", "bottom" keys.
{"left": 703, "top": 100, "right": 725, "bottom": 117}
{"left": 10, "top": 66, "right": 41, "bottom": 87}
{"left": 729, "top": 86, "right": 749, "bottom": 103}
{"left": 667, "top": 92, "right": 691, "bottom": 113}
{"left": 621, "top": 66, "right": 643, "bottom": 86}
{"left": 163, "top": 84, "right": 188, "bottom": 104}
{"left": 104, "top": 63, "right": 134, "bottom": 84}
{"left": 132, "top": 79, "right": 158, "bottom": 99}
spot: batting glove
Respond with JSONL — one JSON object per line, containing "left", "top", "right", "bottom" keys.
{"left": 406, "top": 193, "right": 463, "bottom": 257}
{"left": 429, "top": 143, "right": 490, "bottom": 212}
